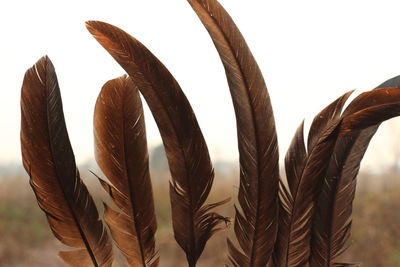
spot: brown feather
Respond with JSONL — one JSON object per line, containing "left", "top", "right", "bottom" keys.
{"left": 186, "top": 0, "right": 280, "bottom": 266}
{"left": 311, "top": 87, "right": 400, "bottom": 266}
{"left": 94, "top": 75, "right": 158, "bottom": 267}
{"left": 85, "top": 21, "right": 229, "bottom": 267}
{"left": 20, "top": 56, "right": 113, "bottom": 267}
{"left": 273, "top": 91, "right": 352, "bottom": 267}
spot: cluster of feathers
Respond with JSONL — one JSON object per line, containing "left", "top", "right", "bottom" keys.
{"left": 20, "top": 0, "right": 400, "bottom": 266}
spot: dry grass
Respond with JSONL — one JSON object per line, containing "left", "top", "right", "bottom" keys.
{"left": 0, "top": 170, "right": 399, "bottom": 266}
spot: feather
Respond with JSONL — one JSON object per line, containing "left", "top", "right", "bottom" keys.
{"left": 20, "top": 56, "right": 113, "bottom": 267}
{"left": 186, "top": 0, "right": 280, "bottom": 266}
{"left": 311, "top": 87, "right": 400, "bottom": 266}
{"left": 272, "top": 92, "right": 352, "bottom": 267}
{"left": 94, "top": 75, "right": 158, "bottom": 267}
{"left": 85, "top": 21, "right": 229, "bottom": 267}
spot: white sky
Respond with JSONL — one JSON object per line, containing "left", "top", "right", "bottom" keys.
{"left": 1, "top": 0, "right": 400, "bottom": 170}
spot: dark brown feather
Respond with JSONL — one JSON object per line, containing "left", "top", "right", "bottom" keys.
{"left": 186, "top": 0, "right": 279, "bottom": 266}
{"left": 94, "top": 75, "right": 158, "bottom": 267}
{"left": 311, "top": 87, "right": 400, "bottom": 266}
{"left": 20, "top": 56, "right": 113, "bottom": 267}
{"left": 273, "top": 92, "right": 352, "bottom": 267}
{"left": 85, "top": 21, "right": 229, "bottom": 267}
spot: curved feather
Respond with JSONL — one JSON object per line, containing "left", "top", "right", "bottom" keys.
{"left": 311, "top": 87, "right": 400, "bottom": 266}
{"left": 94, "top": 75, "right": 158, "bottom": 267}
{"left": 85, "top": 21, "right": 229, "bottom": 267}
{"left": 272, "top": 92, "right": 352, "bottom": 267}
{"left": 186, "top": 1, "right": 280, "bottom": 266}
{"left": 20, "top": 56, "right": 113, "bottom": 267}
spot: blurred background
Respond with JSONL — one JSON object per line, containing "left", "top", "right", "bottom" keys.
{"left": 1, "top": 151, "right": 400, "bottom": 266}
{"left": 2, "top": 0, "right": 400, "bottom": 266}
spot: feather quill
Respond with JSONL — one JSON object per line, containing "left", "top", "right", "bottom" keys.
{"left": 311, "top": 87, "right": 400, "bottom": 266}
{"left": 85, "top": 21, "right": 228, "bottom": 267}
{"left": 94, "top": 75, "right": 158, "bottom": 267}
{"left": 20, "top": 56, "right": 113, "bottom": 267}
{"left": 186, "top": 0, "right": 280, "bottom": 266}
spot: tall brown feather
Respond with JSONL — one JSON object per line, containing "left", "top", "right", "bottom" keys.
{"left": 311, "top": 87, "right": 400, "bottom": 266}
{"left": 20, "top": 56, "right": 113, "bottom": 267}
{"left": 85, "top": 21, "right": 229, "bottom": 267}
{"left": 273, "top": 92, "right": 352, "bottom": 267}
{"left": 187, "top": 1, "right": 279, "bottom": 266}
{"left": 94, "top": 75, "right": 158, "bottom": 267}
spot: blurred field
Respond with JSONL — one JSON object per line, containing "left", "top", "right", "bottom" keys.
{"left": 0, "top": 169, "right": 399, "bottom": 266}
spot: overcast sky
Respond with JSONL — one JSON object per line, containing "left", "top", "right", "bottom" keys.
{"left": 2, "top": 0, "right": 400, "bottom": 170}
